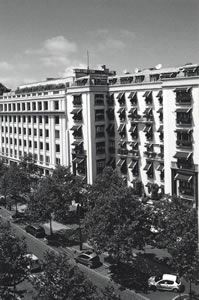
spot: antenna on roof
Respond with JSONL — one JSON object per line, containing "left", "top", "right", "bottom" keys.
{"left": 87, "top": 50, "right": 90, "bottom": 73}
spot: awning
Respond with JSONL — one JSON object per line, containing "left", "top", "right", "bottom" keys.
{"left": 174, "top": 151, "right": 192, "bottom": 160}
{"left": 143, "top": 162, "right": 152, "bottom": 171}
{"left": 118, "top": 124, "right": 126, "bottom": 132}
{"left": 157, "top": 164, "right": 164, "bottom": 172}
{"left": 128, "top": 108, "right": 137, "bottom": 114}
{"left": 174, "top": 173, "right": 193, "bottom": 183}
{"left": 157, "top": 125, "right": 163, "bottom": 133}
{"left": 174, "top": 86, "right": 192, "bottom": 93}
{"left": 70, "top": 108, "right": 82, "bottom": 114}
{"left": 157, "top": 108, "right": 163, "bottom": 113}
{"left": 143, "top": 125, "right": 152, "bottom": 133}
{"left": 143, "top": 90, "right": 152, "bottom": 98}
{"left": 156, "top": 90, "right": 162, "bottom": 97}
{"left": 128, "top": 91, "right": 137, "bottom": 99}
{"left": 116, "top": 92, "right": 125, "bottom": 99}
{"left": 143, "top": 108, "right": 152, "bottom": 115}
{"left": 72, "top": 158, "right": 84, "bottom": 164}
{"left": 72, "top": 141, "right": 83, "bottom": 146}
{"left": 117, "top": 159, "right": 126, "bottom": 167}
{"left": 72, "top": 93, "right": 82, "bottom": 96}
{"left": 175, "top": 108, "right": 192, "bottom": 113}
{"left": 175, "top": 128, "right": 192, "bottom": 134}
{"left": 106, "top": 108, "right": 114, "bottom": 114}
{"left": 128, "top": 160, "right": 138, "bottom": 169}
{"left": 117, "top": 108, "right": 125, "bottom": 114}
{"left": 182, "top": 66, "right": 198, "bottom": 72}
{"left": 160, "top": 72, "right": 177, "bottom": 78}
{"left": 70, "top": 125, "right": 82, "bottom": 131}
{"left": 129, "top": 141, "right": 138, "bottom": 147}
{"left": 106, "top": 157, "right": 115, "bottom": 166}
{"left": 106, "top": 124, "right": 114, "bottom": 132}
{"left": 118, "top": 141, "right": 126, "bottom": 147}
{"left": 129, "top": 125, "right": 137, "bottom": 133}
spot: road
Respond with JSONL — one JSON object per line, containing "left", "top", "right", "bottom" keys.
{"left": 0, "top": 207, "right": 197, "bottom": 300}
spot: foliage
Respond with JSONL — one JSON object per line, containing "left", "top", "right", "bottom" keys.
{"left": 83, "top": 175, "right": 151, "bottom": 263}
{"left": 1, "top": 164, "right": 30, "bottom": 211}
{"left": 27, "top": 175, "right": 64, "bottom": 235}
{"left": 151, "top": 196, "right": 199, "bottom": 289}
{"left": 0, "top": 221, "right": 30, "bottom": 298}
{"left": 32, "top": 250, "right": 101, "bottom": 300}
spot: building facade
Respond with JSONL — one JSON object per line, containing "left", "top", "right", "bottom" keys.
{"left": 0, "top": 63, "right": 198, "bottom": 206}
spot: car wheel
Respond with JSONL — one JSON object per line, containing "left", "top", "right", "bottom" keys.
{"left": 88, "top": 264, "right": 92, "bottom": 269}
{"left": 172, "top": 288, "right": 178, "bottom": 293}
{"left": 151, "top": 286, "right": 157, "bottom": 291}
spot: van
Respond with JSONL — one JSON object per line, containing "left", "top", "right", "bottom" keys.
{"left": 25, "top": 224, "right": 45, "bottom": 238}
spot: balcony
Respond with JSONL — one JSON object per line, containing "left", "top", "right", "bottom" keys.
{"left": 144, "top": 151, "right": 156, "bottom": 159}
{"left": 73, "top": 99, "right": 82, "bottom": 106}
{"left": 179, "top": 187, "right": 194, "bottom": 197}
{"left": 95, "top": 99, "right": 104, "bottom": 106}
{"left": 129, "top": 150, "right": 140, "bottom": 158}
{"left": 176, "top": 140, "right": 192, "bottom": 148}
{"left": 117, "top": 149, "right": 128, "bottom": 156}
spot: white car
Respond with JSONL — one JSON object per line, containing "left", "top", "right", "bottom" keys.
{"left": 24, "top": 253, "right": 41, "bottom": 272}
{"left": 148, "top": 274, "right": 184, "bottom": 292}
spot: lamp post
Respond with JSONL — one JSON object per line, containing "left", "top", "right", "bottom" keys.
{"left": 77, "top": 204, "right": 83, "bottom": 250}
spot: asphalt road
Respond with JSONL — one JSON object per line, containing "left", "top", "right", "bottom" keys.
{"left": 0, "top": 207, "right": 198, "bottom": 300}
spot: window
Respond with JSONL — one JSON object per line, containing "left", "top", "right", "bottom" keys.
{"left": 40, "top": 155, "right": 43, "bottom": 163}
{"left": 34, "top": 141, "right": 37, "bottom": 148}
{"left": 96, "top": 125, "right": 105, "bottom": 138}
{"left": 24, "top": 140, "right": 27, "bottom": 147}
{"left": 27, "top": 103, "right": 31, "bottom": 110}
{"left": 9, "top": 127, "right": 12, "bottom": 133}
{"left": 44, "top": 101, "right": 48, "bottom": 110}
{"left": 40, "top": 142, "right": 43, "bottom": 150}
{"left": 34, "top": 128, "right": 37, "bottom": 136}
{"left": 8, "top": 104, "right": 11, "bottom": 111}
{"left": 56, "top": 158, "right": 60, "bottom": 165}
{"left": 95, "top": 109, "right": 104, "bottom": 121}
{"left": 23, "top": 128, "right": 26, "bottom": 135}
{"left": 56, "top": 144, "right": 60, "bottom": 152}
{"left": 23, "top": 116, "right": 26, "bottom": 122}
{"left": 1, "top": 126, "right": 4, "bottom": 132}
{"left": 94, "top": 94, "right": 104, "bottom": 106}
{"left": 13, "top": 103, "right": 16, "bottom": 111}
{"left": 39, "top": 116, "right": 42, "bottom": 123}
{"left": 32, "top": 102, "right": 36, "bottom": 110}
{"left": 45, "top": 129, "right": 49, "bottom": 137}
{"left": 13, "top": 116, "right": 16, "bottom": 122}
{"left": 46, "top": 156, "right": 50, "bottom": 163}
{"left": 39, "top": 129, "right": 43, "bottom": 137}
{"left": 175, "top": 87, "right": 192, "bottom": 105}
{"left": 38, "top": 102, "right": 42, "bottom": 110}
{"left": 96, "top": 142, "right": 105, "bottom": 154}
{"left": 33, "top": 116, "right": 37, "bottom": 123}
{"left": 18, "top": 127, "right": 21, "bottom": 134}
{"left": 19, "top": 139, "right": 22, "bottom": 146}
{"left": 73, "top": 94, "right": 82, "bottom": 106}
{"left": 14, "top": 127, "right": 17, "bottom": 134}
{"left": 28, "top": 116, "right": 31, "bottom": 123}
{"left": 22, "top": 103, "right": 25, "bottom": 111}
{"left": 55, "top": 116, "right": 59, "bottom": 124}
{"left": 54, "top": 101, "right": 59, "bottom": 110}
{"left": 46, "top": 143, "right": 49, "bottom": 151}
{"left": 29, "top": 141, "right": 32, "bottom": 147}
{"left": 96, "top": 159, "right": 105, "bottom": 174}
{"left": 55, "top": 130, "right": 60, "bottom": 139}
{"left": 17, "top": 103, "right": 20, "bottom": 111}
{"left": 45, "top": 116, "right": 49, "bottom": 124}
{"left": 28, "top": 128, "right": 31, "bottom": 135}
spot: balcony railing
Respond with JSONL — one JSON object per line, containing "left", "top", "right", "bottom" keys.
{"left": 117, "top": 149, "right": 128, "bottom": 156}
{"left": 171, "top": 161, "right": 198, "bottom": 171}
{"left": 179, "top": 187, "right": 194, "bottom": 197}
{"left": 176, "top": 119, "right": 192, "bottom": 126}
{"left": 176, "top": 140, "right": 192, "bottom": 148}
{"left": 129, "top": 150, "right": 140, "bottom": 157}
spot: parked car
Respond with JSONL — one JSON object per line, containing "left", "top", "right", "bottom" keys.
{"left": 75, "top": 250, "right": 101, "bottom": 268}
{"left": 11, "top": 211, "right": 27, "bottom": 223}
{"left": 148, "top": 274, "right": 184, "bottom": 292}
{"left": 25, "top": 224, "right": 46, "bottom": 238}
{"left": 24, "top": 253, "right": 42, "bottom": 272}
{"left": 0, "top": 196, "right": 6, "bottom": 206}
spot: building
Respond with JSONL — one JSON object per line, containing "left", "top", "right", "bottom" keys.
{"left": 0, "top": 63, "right": 198, "bottom": 207}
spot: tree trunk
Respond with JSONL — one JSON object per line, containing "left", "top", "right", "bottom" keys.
{"left": 49, "top": 215, "right": 53, "bottom": 236}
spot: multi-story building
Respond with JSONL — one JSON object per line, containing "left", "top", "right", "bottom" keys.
{"left": 0, "top": 63, "right": 198, "bottom": 207}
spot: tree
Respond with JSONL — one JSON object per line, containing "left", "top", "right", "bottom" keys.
{"left": 32, "top": 251, "right": 101, "bottom": 300}
{"left": 0, "top": 221, "right": 30, "bottom": 299}
{"left": 27, "top": 175, "right": 64, "bottom": 235}
{"left": 83, "top": 184, "right": 150, "bottom": 264}
{"left": 4, "top": 164, "right": 30, "bottom": 212}
{"left": 151, "top": 196, "right": 198, "bottom": 297}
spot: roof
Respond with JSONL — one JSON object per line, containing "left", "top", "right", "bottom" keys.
{"left": 25, "top": 254, "right": 39, "bottom": 261}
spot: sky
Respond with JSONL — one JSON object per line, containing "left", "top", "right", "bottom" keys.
{"left": 0, "top": 0, "right": 198, "bottom": 89}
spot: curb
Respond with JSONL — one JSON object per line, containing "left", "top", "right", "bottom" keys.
{"left": 172, "top": 294, "right": 189, "bottom": 300}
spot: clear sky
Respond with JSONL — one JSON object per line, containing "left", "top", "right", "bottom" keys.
{"left": 0, "top": 0, "right": 198, "bottom": 88}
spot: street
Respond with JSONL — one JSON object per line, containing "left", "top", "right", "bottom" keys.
{"left": 0, "top": 207, "right": 196, "bottom": 300}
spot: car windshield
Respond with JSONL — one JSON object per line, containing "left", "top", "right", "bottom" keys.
{"left": 155, "top": 275, "right": 162, "bottom": 282}
{"left": 176, "top": 277, "right": 181, "bottom": 284}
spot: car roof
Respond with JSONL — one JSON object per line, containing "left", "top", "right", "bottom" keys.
{"left": 25, "top": 253, "right": 39, "bottom": 261}
{"left": 162, "top": 274, "right": 177, "bottom": 281}
{"left": 29, "top": 224, "right": 43, "bottom": 229}
{"left": 80, "top": 250, "right": 97, "bottom": 258}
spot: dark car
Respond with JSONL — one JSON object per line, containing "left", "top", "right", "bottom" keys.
{"left": 25, "top": 224, "right": 46, "bottom": 238}
{"left": 11, "top": 211, "right": 27, "bottom": 223}
{"left": 75, "top": 250, "right": 101, "bottom": 268}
